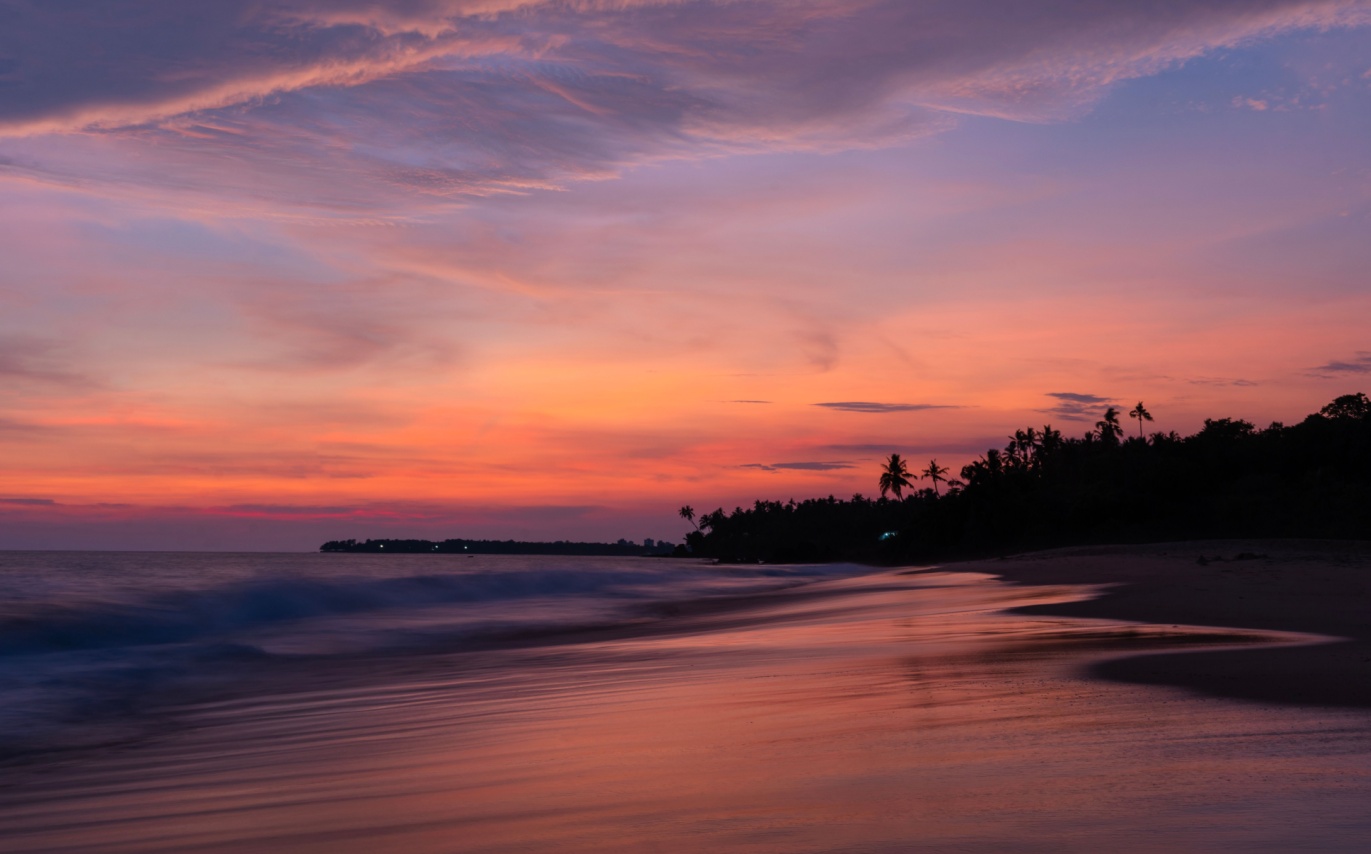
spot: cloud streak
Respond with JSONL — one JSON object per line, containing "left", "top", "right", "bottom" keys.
{"left": 814, "top": 402, "right": 959, "bottom": 414}
{"left": 741, "top": 461, "right": 855, "bottom": 472}
{"left": 1, "top": 3, "right": 1369, "bottom": 549}
{"left": 1188, "top": 377, "right": 1259, "bottom": 387}
{"left": 1039, "top": 392, "right": 1115, "bottom": 421}
{"left": 1309, "top": 352, "right": 1371, "bottom": 376}
{"left": 4, "top": 1, "right": 1368, "bottom": 210}
{"left": 0, "top": 336, "right": 96, "bottom": 387}
{"left": 822, "top": 439, "right": 1006, "bottom": 456}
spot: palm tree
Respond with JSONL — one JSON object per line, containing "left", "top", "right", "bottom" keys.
{"left": 1006, "top": 427, "right": 1040, "bottom": 470}
{"left": 679, "top": 505, "right": 697, "bottom": 529}
{"left": 878, "top": 453, "right": 913, "bottom": 499}
{"left": 1096, "top": 407, "right": 1123, "bottom": 444}
{"left": 1128, "top": 401, "right": 1153, "bottom": 438}
{"left": 921, "top": 459, "right": 949, "bottom": 496}
{"left": 1039, "top": 424, "right": 1063, "bottom": 457}
{"left": 699, "top": 509, "right": 725, "bottom": 531}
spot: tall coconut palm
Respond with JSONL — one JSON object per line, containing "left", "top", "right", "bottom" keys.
{"left": 1096, "top": 407, "right": 1123, "bottom": 444}
{"left": 878, "top": 453, "right": 913, "bottom": 499}
{"left": 1007, "top": 427, "right": 1040, "bottom": 470}
{"left": 1129, "top": 401, "right": 1154, "bottom": 438}
{"left": 679, "top": 505, "right": 697, "bottom": 529}
{"left": 1039, "top": 424, "right": 1063, "bottom": 456}
{"left": 921, "top": 459, "right": 949, "bottom": 496}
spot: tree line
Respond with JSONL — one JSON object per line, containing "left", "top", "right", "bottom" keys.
{"left": 320, "top": 537, "right": 679, "bottom": 556}
{"left": 679, "top": 393, "right": 1371, "bottom": 563}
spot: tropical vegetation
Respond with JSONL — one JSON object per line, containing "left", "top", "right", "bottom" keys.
{"left": 878, "top": 453, "right": 913, "bottom": 499}
{"left": 680, "top": 394, "right": 1371, "bottom": 563}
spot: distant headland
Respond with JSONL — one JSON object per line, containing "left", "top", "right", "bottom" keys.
{"left": 678, "top": 393, "right": 1371, "bottom": 564}
{"left": 320, "top": 537, "right": 681, "bottom": 556}
{"left": 324, "top": 393, "right": 1371, "bottom": 566}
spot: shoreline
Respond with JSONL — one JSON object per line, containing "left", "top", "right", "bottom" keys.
{"left": 3, "top": 548, "right": 1370, "bottom": 851}
{"left": 938, "top": 539, "right": 1371, "bottom": 708}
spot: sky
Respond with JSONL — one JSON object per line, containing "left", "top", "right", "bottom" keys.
{"left": 2, "top": 0, "right": 1370, "bottom": 551}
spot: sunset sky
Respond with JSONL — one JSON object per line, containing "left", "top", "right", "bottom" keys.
{"left": 2, "top": 1, "right": 1370, "bottom": 550}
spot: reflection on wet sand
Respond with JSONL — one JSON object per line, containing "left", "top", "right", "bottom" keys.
{"left": 2, "top": 567, "right": 1369, "bottom": 853}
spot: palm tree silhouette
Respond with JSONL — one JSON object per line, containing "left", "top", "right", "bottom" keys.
{"left": 921, "top": 459, "right": 949, "bottom": 496}
{"left": 679, "top": 505, "right": 697, "bottom": 529}
{"left": 1039, "top": 424, "right": 1063, "bottom": 456}
{"left": 878, "top": 453, "right": 913, "bottom": 499}
{"left": 1129, "top": 401, "right": 1154, "bottom": 438}
{"left": 1096, "top": 407, "right": 1123, "bottom": 444}
{"left": 1007, "top": 427, "right": 1040, "bottom": 470}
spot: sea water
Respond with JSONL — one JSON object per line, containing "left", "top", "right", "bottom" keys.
{"left": 0, "top": 551, "right": 866, "bottom": 757}
{"left": 3, "top": 551, "right": 1371, "bottom": 852}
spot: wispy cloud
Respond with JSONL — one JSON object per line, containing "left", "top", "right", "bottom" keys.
{"left": 0, "top": 417, "right": 51, "bottom": 436}
{"left": 198, "top": 500, "right": 611, "bottom": 524}
{"left": 741, "top": 461, "right": 855, "bottom": 472}
{"left": 822, "top": 438, "right": 1004, "bottom": 456}
{"left": 229, "top": 285, "right": 464, "bottom": 375}
{"left": 820, "top": 444, "right": 909, "bottom": 454}
{"left": 814, "top": 402, "right": 959, "bottom": 414}
{"left": 1046, "top": 392, "right": 1111, "bottom": 403}
{"left": 1039, "top": 391, "right": 1114, "bottom": 421}
{"left": 1308, "top": 352, "right": 1371, "bottom": 377}
{"left": 0, "top": 335, "right": 96, "bottom": 387}
{"left": 219, "top": 504, "right": 373, "bottom": 518}
{"left": 1, "top": 1, "right": 1368, "bottom": 550}
{"left": 4, "top": 1, "right": 1367, "bottom": 210}
{"left": 1188, "top": 376, "right": 1259, "bottom": 387}
{"left": 0, "top": 497, "right": 57, "bottom": 506}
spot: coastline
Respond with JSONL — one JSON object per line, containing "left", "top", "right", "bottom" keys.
{"left": 945, "top": 539, "right": 1371, "bottom": 708}
{"left": 2, "top": 548, "right": 1370, "bottom": 851}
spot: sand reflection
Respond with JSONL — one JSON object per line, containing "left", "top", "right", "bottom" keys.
{"left": 1, "top": 568, "right": 1368, "bottom": 853}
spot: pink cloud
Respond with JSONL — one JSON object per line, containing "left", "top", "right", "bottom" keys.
{"left": 4, "top": 1, "right": 1368, "bottom": 211}
{"left": 1, "top": 2, "right": 1368, "bottom": 549}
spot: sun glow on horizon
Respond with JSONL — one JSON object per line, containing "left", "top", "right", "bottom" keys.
{"left": 2, "top": 2, "right": 1370, "bottom": 549}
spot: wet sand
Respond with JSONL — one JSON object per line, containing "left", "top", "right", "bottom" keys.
{"left": 965, "top": 540, "right": 1371, "bottom": 708}
{"left": 2, "top": 544, "right": 1371, "bottom": 852}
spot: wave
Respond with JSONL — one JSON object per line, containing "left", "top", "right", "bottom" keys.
{"left": 0, "top": 561, "right": 865, "bottom": 659}
{"left": 1, "top": 568, "right": 662, "bottom": 657}
{"left": 0, "top": 557, "right": 868, "bottom": 757}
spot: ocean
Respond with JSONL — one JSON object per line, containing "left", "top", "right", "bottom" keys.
{"left": 0, "top": 551, "right": 863, "bottom": 758}
{"left": 2, "top": 550, "right": 1370, "bottom": 852}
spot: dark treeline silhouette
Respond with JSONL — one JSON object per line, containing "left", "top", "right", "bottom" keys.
{"left": 320, "top": 538, "right": 678, "bottom": 556}
{"left": 684, "top": 393, "right": 1371, "bottom": 563}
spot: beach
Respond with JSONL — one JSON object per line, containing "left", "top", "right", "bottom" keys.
{"left": 1, "top": 543, "right": 1369, "bottom": 852}
{"left": 977, "top": 540, "right": 1371, "bottom": 709}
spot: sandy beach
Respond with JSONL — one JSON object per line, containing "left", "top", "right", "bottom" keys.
{"left": 1, "top": 542, "right": 1369, "bottom": 852}
{"left": 965, "top": 540, "right": 1371, "bottom": 708}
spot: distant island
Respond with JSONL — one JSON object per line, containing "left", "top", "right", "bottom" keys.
{"left": 320, "top": 537, "right": 680, "bottom": 556}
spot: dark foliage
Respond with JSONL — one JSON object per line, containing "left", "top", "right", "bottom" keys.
{"left": 684, "top": 394, "right": 1371, "bottom": 563}
{"left": 682, "top": 496, "right": 913, "bottom": 564}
